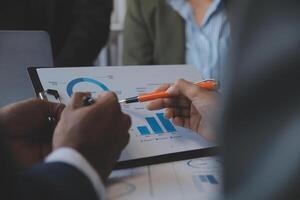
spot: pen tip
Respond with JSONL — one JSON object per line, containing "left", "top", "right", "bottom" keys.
{"left": 119, "top": 99, "right": 126, "bottom": 104}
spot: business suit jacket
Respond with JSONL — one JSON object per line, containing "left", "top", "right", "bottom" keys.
{"left": 0, "top": 152, "right": 99, "bottom": 200}
{"left": 0, "top": 0, "right": 112, "bottom": 67}
{"left": 123, "top": 0, "right": 185, "bottom": 65}
{"left": 221, "top": 0, "right": 300, "bottom": 199}
{"left": 0, "top": 126, "right": 99, "bottom": 200}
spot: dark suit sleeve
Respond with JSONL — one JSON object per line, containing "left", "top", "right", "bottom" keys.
{"left": 17, "top": 162, "right": 99, "bottom": 200}
{"left": 54, "top": 0, "right": 112, "bottom": 67}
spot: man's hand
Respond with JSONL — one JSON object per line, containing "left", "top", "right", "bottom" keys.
{"left": 53, "top": 92, "right": 131, "bottom": 182}
{"left": 0, "top": 99, "right": 65, "bottom": 168}
{"left": 147, "top": 79, "right": 218, "bottom": 141}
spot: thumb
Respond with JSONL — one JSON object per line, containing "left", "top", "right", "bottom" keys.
{"left": 167, "top": 79, "right": 206, "bottom": 100}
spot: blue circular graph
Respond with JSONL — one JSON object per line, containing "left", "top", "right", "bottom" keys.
{"left": 66, "top": 77, "right": 109, "bottom": 97}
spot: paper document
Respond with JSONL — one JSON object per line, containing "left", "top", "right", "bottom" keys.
{"left": 36, "top": 65, "right": 214, "bottom": 161}
{"left": 107, "top": 156, "right": 222, "bottom": 200}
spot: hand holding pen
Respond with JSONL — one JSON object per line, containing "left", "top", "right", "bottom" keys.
{"left": 78, "top": 79, "right": 218, "bottom": 141}
{"left": 146, "top": 79, "right": 218, "bottom": 142}
{"left": 54, "top": 92, "right": 131, "bottom": 180}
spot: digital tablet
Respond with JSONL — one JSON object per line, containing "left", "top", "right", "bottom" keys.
{"left": 28, "top": 65, "right": 218, "bottom": 169}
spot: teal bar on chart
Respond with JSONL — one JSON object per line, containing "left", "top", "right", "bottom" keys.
{"left": 198, "top": 175, "right": 218, "bottom": 185}
{"left": 207, "top": 175, "right": 218, "bottom": 184}
{"left": 199, "top": 175, "right": 208, "bottom": 183}
{"left": 156, "top": 113, "right": 176, "bottom": 132}
{"left": 145, "top": 117, "right": 163, "bottom": 134}
{"left": 137, "top": 126, "right": 151, "bottom": 136}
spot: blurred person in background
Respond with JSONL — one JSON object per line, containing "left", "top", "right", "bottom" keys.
{"left": 123, "top": 0, "right": 230, "bottom": 81}
{"left": 0, "top": 0, "right": 112, "bottom": 67}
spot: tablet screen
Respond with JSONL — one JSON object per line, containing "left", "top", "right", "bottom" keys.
{"left": 33, "top": 65, "right": 215, "bottom": 165}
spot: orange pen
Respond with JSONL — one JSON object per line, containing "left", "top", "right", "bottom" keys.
{"left": 119, "top": 80, "right": 219, "bottom": 104}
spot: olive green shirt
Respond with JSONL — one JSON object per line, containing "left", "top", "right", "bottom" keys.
{"left": 123, "top": 0, "right": 185, "bottom": 65}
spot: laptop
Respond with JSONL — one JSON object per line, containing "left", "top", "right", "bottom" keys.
{"left": 0, "top": 31, "right": 53, "bottom": 106}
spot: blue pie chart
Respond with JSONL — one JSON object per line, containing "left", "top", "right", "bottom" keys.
{"left": 67, "top": 77, "right": 109, "bottom": 97}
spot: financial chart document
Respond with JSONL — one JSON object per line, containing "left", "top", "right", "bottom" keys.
{"left": 107, "top": 156, "right": 222, "bottom": 200}
{"left": 36, "top": 65, "right": 214, "bottom": 161}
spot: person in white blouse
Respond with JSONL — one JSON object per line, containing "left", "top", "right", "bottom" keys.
{"left": 123, "top": 0, "right": 230, "bottom": 82}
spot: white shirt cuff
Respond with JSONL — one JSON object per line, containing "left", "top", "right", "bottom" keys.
{"left": 45, "top": 147, "right": 106, "bottom": 200}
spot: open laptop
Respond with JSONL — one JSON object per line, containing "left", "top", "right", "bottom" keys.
{"left": 0, "top": 31, "right": 53, "bottom": 106}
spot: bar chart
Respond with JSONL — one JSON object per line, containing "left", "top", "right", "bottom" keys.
{"left": 196, "top": 175, "right": 219, "bottom": 185}
{"left": 137, "top": 113, "right": 177, "bottom": 136}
